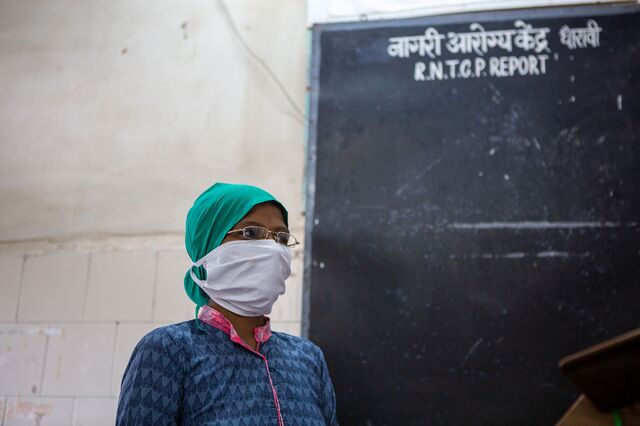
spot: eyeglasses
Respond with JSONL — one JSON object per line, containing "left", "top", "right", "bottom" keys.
{"left": 226, "top": 226, "right": 300, "bottom": 247}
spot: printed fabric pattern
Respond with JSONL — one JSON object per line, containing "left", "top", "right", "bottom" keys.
{"left": 116, "top": 313, "right": 338, "bottom": 426}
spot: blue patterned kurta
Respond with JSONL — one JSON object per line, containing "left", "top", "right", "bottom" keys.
{"left": 116, "top": 308, "right": 338, "bottom": 425}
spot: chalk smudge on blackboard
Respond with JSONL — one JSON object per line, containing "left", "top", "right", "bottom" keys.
{"left": 448, "top": 221, "right": 637, "bottom": 230}
{"left": 460, "top": 338, "right": 484, "bottom": 365}
{"left": 617, "top": 94, "right": 623, "bottom": 110}
{"left": 532, "top": 137, "right": 542, "bottom": 150}
{"left": 448, "top": 252, "right": 590, "bottom": 260}
{"left": 537, "top": 251, "right": 573, "bottom": 258}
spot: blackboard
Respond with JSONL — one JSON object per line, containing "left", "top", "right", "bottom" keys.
{"left": 303, "top": 4, "right": 640, "bottom": 425}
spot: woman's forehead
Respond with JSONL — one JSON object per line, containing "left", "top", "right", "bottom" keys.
{"left": 235, "top": 202, "right": 287, "bottom": 229}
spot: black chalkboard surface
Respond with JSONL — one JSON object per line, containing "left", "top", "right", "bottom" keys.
{"left": 303, "top": 4, "right": 640, "bottom": 425}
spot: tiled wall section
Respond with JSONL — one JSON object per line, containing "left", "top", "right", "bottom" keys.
{"left": 0, "top": 250, "right": 303, "bottom": 425}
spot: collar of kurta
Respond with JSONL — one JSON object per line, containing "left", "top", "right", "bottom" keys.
{"left": 197, "top": 304, "right": 284, "bottom": 425}
{"left": 198, "top": 305, "right": 272, "bottom": 349}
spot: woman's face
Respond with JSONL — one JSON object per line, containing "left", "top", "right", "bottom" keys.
{"left": 221, "top": 202, "right": 288, "bottom": 245}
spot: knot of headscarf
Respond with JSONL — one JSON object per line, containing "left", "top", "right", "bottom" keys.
{"left": 184, "top": 182, "right": 288, "bottom": 310}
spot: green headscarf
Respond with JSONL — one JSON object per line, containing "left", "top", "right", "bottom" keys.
{"left": 184, "top": 182, "right": 288, "bottom": 308}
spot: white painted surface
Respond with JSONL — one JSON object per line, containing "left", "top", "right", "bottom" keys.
{"left": 271, "top": 321, "right": 303, "bottom": 336}
{"left": 0, "top": 0, "right": 306, "bottom": 242}
{"left": 83, "top": 252, "right": 155, "bottom": 321}
{"left": 307, "top": 0, "right": 632, "bottom": 24}
{"left": 42, "top": 324, "right": 117, "bottom": 397}
{"left": 0, "top": 256, "right": 23, "bottom": 322}
{"left": 4, "top": 397, "right": 74, "bottom": 426}
{"left": 0, "top": 325, "right": 49, "bottom": 395}
{"left": 73, "top": 398, "right": 118, "bottom": 426}
{"left": 153, "top": 251, "right": 196, "bottom": 322}
{"left": 18, "top": 253, "right": 89, "bottom": 322}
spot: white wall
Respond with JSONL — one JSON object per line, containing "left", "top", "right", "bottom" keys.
{"left": 0, "top": 0, "right": 306, "bottom": 424}
{"left": 0, "top": 0, "right": 307, "bottom": 242}
{"left": 307, "top": 0, "right": 630, "bottom": 23}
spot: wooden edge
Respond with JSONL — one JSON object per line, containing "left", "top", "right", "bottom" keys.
{"left": 555, "top": 395, "right": 588, "bottom": 426}
{"left": 559, "top": 328, "right": 640, "bottom": 369}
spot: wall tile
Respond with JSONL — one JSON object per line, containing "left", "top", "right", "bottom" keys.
{"left": 271, "top": 321, "right": 301, "bottom": 337}
{"left": 153, "top": 251, "right": 194, "bottom": 322}
{"left": 110, "top": 323, "right": 158, "bottom": 397}
{"left": 0, "top": 324, "right": 49, "bottom": 395}
{"left": 4, "top": 397, "right": 73, "bottom": 426}
{"left": 42, "top": 324, "right": 116, "bottom": 397}
{"left": 0, "top": 255, "right": 23, "bottom": 322}
{"left": 73, "top": 398, "right": 117, "bottom": 426}
{"left": 18, "top": 253, "right": 88, "bottom": 322}
{"left": 83, "top": 252, "right": 155, "bottom": 321}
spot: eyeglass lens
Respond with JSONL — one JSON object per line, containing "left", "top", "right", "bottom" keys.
{"left": 242, "top": 226, "right": 295, "bottom": 246}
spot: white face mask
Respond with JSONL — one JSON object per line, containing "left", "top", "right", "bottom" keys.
{"left": 190, "top": 239, "right": 292, "bottom": 317}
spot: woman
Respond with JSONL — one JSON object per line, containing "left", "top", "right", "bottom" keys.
{"left": 116, "top": 183, "right": 338, "bottom": 425}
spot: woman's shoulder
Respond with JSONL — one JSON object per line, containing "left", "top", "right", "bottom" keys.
{"left": 269, "top": 332, "right": 329, "bottom": 378}
{"left": 134, "top": 320, "right": 199, "bottom": 353}
{"left": 271, "top": 330, "right": 324, "bottom": 355}
{"left": 121, "top": 321, "right": 200, "bottom": 380}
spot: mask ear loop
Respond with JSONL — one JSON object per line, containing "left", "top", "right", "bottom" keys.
{"left": 190, "top": 262, "right": 208, "bottom": 332}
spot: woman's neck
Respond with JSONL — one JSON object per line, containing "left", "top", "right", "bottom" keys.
{"left": 208, "top": 301, "right": 265, "bottom": 351}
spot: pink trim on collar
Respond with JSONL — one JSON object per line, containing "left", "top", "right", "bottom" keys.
{"left": 198, "top": 305, "right": 272, "bottom": 346}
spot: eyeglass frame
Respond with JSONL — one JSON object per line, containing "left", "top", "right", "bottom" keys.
{"left": 225, "top": 226, "right": 300, "bottom": 247}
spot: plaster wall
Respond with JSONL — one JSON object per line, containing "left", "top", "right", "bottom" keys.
{"left": 0, "top": 0, "right": 307, "bottom": 243}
